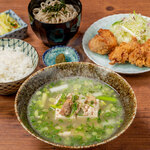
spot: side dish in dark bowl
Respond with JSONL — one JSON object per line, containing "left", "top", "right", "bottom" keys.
{"left": 28, "top": 0, "right": 82, "bottom": 47}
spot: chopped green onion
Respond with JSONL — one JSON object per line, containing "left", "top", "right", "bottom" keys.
{"left": 97, "top": 109, "right": 101, "bottom": 123}
{"left": 49, "top": 104, "right": 62, "bottom": 109}
{"left": 96, "top": 96, "right": 117, "bottom": 102}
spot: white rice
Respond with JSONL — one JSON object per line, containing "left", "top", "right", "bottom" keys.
{"left": 0, "top": 46, "right": 34, "bottom": 82}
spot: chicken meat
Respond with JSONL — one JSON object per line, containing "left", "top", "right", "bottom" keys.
{"left": 109, "top": 37, "right": 141, "bottom": 65}
{"left": 88, "top": 29, "right": 118, "bottom": 55}
{"left": 129, "top": 39, "right": 150, "bottom": 67}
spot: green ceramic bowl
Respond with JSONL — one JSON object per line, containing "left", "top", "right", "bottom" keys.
{"left": 0, "top": 38, "right": 39, "bottom": 95}
{"left": 15, "top": 62, "right": 137, "bottom": 149}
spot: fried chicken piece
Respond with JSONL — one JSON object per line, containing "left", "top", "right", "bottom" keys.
{"left": 141, "top": 39, "right": 150, "bottom": 50}
{"left": 129, "top": 39, "right": 150, "bottom": 67}
{"left": 145, "top": 52, "right": 150, "bottom": 67}
{"left": 88, "top": 29, "right": 117, "bottom": 55}
{"left": 141, "top": 39, "right": 150, "bottom": 67}
{"left": 98, "top": 29, "right": 117, "bottom": 49}
{"left": 109, "top": 37, "right": 141, "bottom": 65}
{"left": 88, "top": 35, "right": 109, "bottom": 54}
{"left": 128, "top": 48, "right": 146, "bottom": 67}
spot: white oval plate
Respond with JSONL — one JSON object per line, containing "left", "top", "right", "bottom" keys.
{"left": 82, "top": 14, "right": 150, "bottom": 74}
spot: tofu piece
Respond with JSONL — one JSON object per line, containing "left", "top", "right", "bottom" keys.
{"left": 55, "top": 108, "right": 74, "bottom": 119}
{"left": 81, "top": 99, "right": 99, "bottom": 118}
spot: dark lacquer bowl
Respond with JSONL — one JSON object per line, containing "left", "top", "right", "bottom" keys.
{"left": 15, "top": 62, "right": 137, "bottom": 149}
{"left": 28, "top": 0, "right": 82, "bottom": 47}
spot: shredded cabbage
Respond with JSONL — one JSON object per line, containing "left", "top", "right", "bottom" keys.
{"left": 0, "top": 13, "right": 20, "bottom": 36}
{"left": 110, "top": 12, "right": 150, "bottom": 44}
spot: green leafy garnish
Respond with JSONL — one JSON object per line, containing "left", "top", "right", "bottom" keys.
{"left": 10, "top": 22, "right": 17, "bottom": 28}
{"left": 70, "top": 102, "right": 78, "bottom": 116}
{"left": 72, "top": 95, "right": 79, "bottom": 102}
{"left": 66, "top": 124, "right": 73, "bottom": 130}
{"left": 49, "top": 104, "right": 62, "bottom": 109}
{"left": 75, "top": 124, "right": 84, "bottom": 132}
{"left": 87, "top": 117, "right": 90, "bottom": 122}
{"left": 42, "top": 1, "right": 66, "bottom": 13}
{"left": 58, "top": 119, "right": 64, "bottom": 123}
{"left": 91, "top": 101, "right": 94, "bottom": 105}
{"left": 56, "top": 93, "right": 66, "bottom": 106}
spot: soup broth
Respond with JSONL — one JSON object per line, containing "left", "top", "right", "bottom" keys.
{"left": 28, "top": 77, "right": 124, "bottom": 146}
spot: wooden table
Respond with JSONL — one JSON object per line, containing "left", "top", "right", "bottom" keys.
{"left": 0, "top": 0, "right": 150, "bottom": 149}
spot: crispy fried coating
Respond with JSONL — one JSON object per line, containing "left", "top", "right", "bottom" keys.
{"left": 141, "top": 39, "right": 150, "bottom": 67}
{"left": 128, "top": 48, "right": 146, "bottom": 67}
{"left": 88, "top": 29, "right": 117, "bottom": 55}
{"left": 145, "top": 52, "right": 150, "bottom": 67}
{"left": 89, "top": 28, "right": 150, "bottom": 68}
{"left": 98, "top": 29, "right": 117, "bottom": 49}
{"left": 88, "top": 35, "right": 109, "bottom": 54}
{"left": 109, "top": 37, "right": 141, "bottom": 65}
{"left": 129, "top": 39, "right": 150, "bottom": 67}
{"left": 141, "top": 39, "right": 150, "bottom": 50}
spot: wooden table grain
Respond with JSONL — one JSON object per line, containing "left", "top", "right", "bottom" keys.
{"left": 0, "top": 0, "right": 150, "bottom": 150}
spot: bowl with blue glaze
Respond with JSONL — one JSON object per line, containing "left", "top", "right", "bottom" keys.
{"left": 42, "top": 45, "right": 80, "bottom": 66}
{"left": 28, "top": 0, "right": 82, "bottom": 47}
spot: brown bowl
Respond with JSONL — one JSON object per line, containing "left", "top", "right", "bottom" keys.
{"left": 15, "top": 62, "right": 137, "bottom": 148}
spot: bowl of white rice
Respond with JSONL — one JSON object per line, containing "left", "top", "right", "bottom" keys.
{"left": 0, "top": 38, "right": 39, "bottom": 95}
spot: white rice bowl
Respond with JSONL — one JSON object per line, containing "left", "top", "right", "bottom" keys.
{"left": 0, "top": 38, "right": 39, "bottom": 95}
{"left": 0, "top": 46, "right": 34, "bottom": 82}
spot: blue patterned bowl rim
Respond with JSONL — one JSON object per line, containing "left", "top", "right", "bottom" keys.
{"left": 42, "top": 45, "right": 80, "bottom": 66}
{"left": 0, "top": 9, "right": 28, "bottom": 38}
{"left": 0, "top": 38, "right": 39, "bottom": 84}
